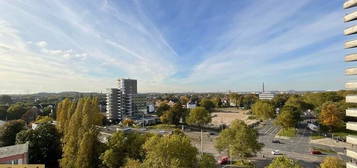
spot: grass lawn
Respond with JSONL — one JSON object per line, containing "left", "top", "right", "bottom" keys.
{"left": 312, "top": 146, "right": 336, "bottom": 154}
{"left": 277, "top": 128, "right": 296, "bottom": 137}
{"left": 310, "top": 133, "right": 324, "bottom": 140}
{"left": 332, "top": 130, "right": 357, "bottom": 138}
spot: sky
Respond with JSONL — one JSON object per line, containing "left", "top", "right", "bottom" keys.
{"left": 0, "top": 0, "right": 353, "bottom": 93}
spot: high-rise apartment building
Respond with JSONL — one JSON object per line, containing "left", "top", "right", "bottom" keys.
{"left": 106, "top": 79, "right": 147, "bottom": 123}
{"left": 344, "top": 1, "right": 357, "bottom": 167}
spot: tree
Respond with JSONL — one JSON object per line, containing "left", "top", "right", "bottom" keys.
{"left": 212, "top": 97, "right": 223, "bottom": 108}
{"left": 242, "top": 94, "right": 258, "bottom": 109}
{"left": 319, "top": 102, "right": 345, "bottom": 132}
{"left": 7, "top": 103, "right": 28, "bottom": 120}
{"left": 285, "top": 96, "right": 311, "bottom": 112}
{"left": 42, "top": 106, "right": 53, "bottom": 116}
{"left": 21, "top": 107, "right": 39, "bottom": 123}
{"left": 267, "top": 156, "right": 302, "bottom": 168}
{"left": 75, "top": 128, "right": 98, "bottom": 168}
{"left": 123, "top": 119, "right": 135, "bottom": 127}
{"left": 186, "top": 107, "right": 212, "bottom": 127}
{"left": 275, "top": 106, "right": 299, "bottom": 129}
{"left": 200, "top": 98, "right": 215, "bottom": 112}
{"left": 156, "top": 102, "right": 170, "bottom": 117}
{"left": 0, "top": 106, "right": 7, "bottom": 120}
{"left": 0, "top": 120, "right": 26, "bottom": 146}
{"left": 100, "top": 131, "right": 149, "bottom": 168}
{"left": 320, "top": 156, "right": 345, "bottom": 168}
{"left": 229, "top": 93, "right": 240, "bottom": 107}
{"left": 60, "top": 97, "right": 103, "bottom": 168}
{"left": 160, "top": 103, "right": 186, "bottom": 125}
{"left": 123, "top": 159, "right": 142, "bottom": 168}
{"left": 179, "top": 96, "right": 190, "bottom": 105}
{"left": 35, "top": 116, "right": 53, "bottom": 124}
{"left": 251, "top": 101, "right": 275, "bottom": 120}
{"left": 142, "top": 134, "right": 198, "bottom": 168}
{"left": 16, "top": 123, "right": 61, "bottom": 167}
{"left": 0, "top": 95, "right": 12, "bottom": 105}
{"left": 198, "top": 153, "right": 216, "bottom": 168}
{"left": 215, "top": 120, "right": 262, "bottom": 160}
{"left": 271, "top": 94, "right": 290, "bottom": 108}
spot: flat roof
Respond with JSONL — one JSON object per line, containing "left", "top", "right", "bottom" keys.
{"left": 0, "top": 142, "right": 28, "bottom": 158}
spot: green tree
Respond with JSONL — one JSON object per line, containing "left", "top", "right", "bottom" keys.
{"left": 0, "top": 95, "right": 12, "bottom": 105}
{"left": 198, "top": 153, "right": 216, "bottom": 168}
{"left": 60, "top": 97, "right": 102, "bottom": 168}
{"left": 251, "top": 101, "right": 275, "bottom": 120}
{"left": 319, "top": 102, "right": 345, "bottom": 132}
{"left": 229, "top": 93, "right": 240, "bottom": 108}
{"left": 242, "top": 94, "right": 258, "bottom": 109}
{"left": 7, "top": 103, "right": 28, "bottom": 120}
{"left": 212, "top": 97, "right": 223, "bottom": 108}
{"left": 179, "top": 96, "right": 190, "bottom": 105}
{"left": 0, "top": 120, "right": 26, "bottom": 146}
{"left": 200, "top": 98, "right": 215, "bottom": 112}
{"left": 0, "top": 106, "right": 7, "bottom": 120}
{"left": 160, "top": 103, "right": 186, "bottom": 125}
{"left": 271, "top": 94, "right": 290, "bottom": 108}
{"left": 320, "top": 156, "right": 345, "bottom": 168}
{"left": 16, "top": 123, "right": 61, "bottom": 166}
{"left": 215, "top": 120, "right": 262, "bottom": 160}
{"left": 275, "top": 106, "right": 299, "bottom": 129}
{"left": 142, "top": 134, "right": 198, "bottom": 168}
{"left": 123, "top": 159, "right": 142, "bottom": 168}
{"left": 35, "top": 116, "right": 53, "bottom": 124}
{"left": 100, "top": 131, "right": 149, "bottom": 168}
{"left": 266, "top": 156, "right": 302, "bottom": 168}
{"left": 75, "top": 128, "right": 98, "bottom": 168}
{"left": 42, "top": 106, "right": 53, "bottom": 116}
{"left": 156, "top": 102, "right": 170, "bottom": 117}
{"left": 187, "top": 107, "right": 212, "bottom": 127}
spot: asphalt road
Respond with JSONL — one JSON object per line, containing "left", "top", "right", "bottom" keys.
{"left": 256, "top": 120, "right": 344, "bottom": 168}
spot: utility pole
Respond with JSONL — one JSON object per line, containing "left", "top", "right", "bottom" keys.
{"left": 200, "top": 127, "right": 203, "bottom": 154}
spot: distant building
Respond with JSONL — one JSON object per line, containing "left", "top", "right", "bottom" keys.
{"left": 259, "top": 92, "right": 275, "bottom": 100}
{"left": 0, "top": 142, "right": 29, "bottom": 164}
{"left": 106, "top": 79, "right": 147, "bottom": 123}
{"left": 186, "top": 101, "right": 197, "bottom": 109}
{"left": 259, "top": 83, "right": 275, "bottom": 100}
{"left": 343, "top": 1, "right": 357, "bottom": 167}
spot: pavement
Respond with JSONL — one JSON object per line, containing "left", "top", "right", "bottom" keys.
{"left": 255, "top": 120, "right": 346, "bottom": 168}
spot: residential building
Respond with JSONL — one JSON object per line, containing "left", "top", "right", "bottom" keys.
{"left": 106, "top": 79, "right": 147, "bottom": 123}
{"left": 0, "top": 142, "right": 29, "bottom": 164}
{"left": 344, "top": 0, "right": 357, "bottom": 167}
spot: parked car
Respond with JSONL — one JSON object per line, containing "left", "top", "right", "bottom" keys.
{"left": 310, "top": 150, "right": 321, "bottom": 155}
{"left": 271, "top": 150, "right": 281, "bottom": 155}
{"left": 272, "top": 139, "right": 280, "bottom": 143}
{"left": 218, "top": 156, "right": 229, "bottom": 165}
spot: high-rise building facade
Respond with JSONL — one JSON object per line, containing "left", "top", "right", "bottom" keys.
{"left": 106, "top": 79, "right": 147, "bottom": 123}
{"left": 344, "top": 1, "right": 357, "bottom": 167}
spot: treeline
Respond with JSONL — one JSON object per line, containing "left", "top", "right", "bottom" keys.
{"left": 250, "top": 91, "right": 353, "bottom": 133}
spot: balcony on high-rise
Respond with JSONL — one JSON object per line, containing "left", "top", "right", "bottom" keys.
{"left": 347, "top": 135, "right": 357, "bottom": 145}
{"left": 347, "top": 162, "right": 357, "bottom": 168}
{"left": 347, "top": 109, "right": 357, "bottom": 117}
{"left": 347, "top": 122, "right": 357, "bottom": 132}
{"left": 344, "top": 0, "right": 357, "bottom": 9}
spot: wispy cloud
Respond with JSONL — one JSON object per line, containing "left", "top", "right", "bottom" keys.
{"left": 0, "top": 0, "right": 346, "bottom": 93}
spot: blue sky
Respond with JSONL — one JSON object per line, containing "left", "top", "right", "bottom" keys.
{"left": 0, "top": 0, "right": 351, "bottom": 93}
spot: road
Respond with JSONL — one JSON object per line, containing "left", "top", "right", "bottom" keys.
{"left": 255, "top": 120, "right": 344, "bottom": 168}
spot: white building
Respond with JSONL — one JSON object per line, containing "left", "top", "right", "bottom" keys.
{"left": 106, "top": 79, "right": 147, "bottom": 123}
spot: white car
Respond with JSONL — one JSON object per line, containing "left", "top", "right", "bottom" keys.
{"left": 271, "top": 150, "right": 281, "bottom": 155}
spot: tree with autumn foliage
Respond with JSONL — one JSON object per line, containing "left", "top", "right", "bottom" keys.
{"left": 57, "top": 97, "right": 104, "bottom": 168}
{"left": 318, "top": 102, "right": 345, "bottom": 132}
